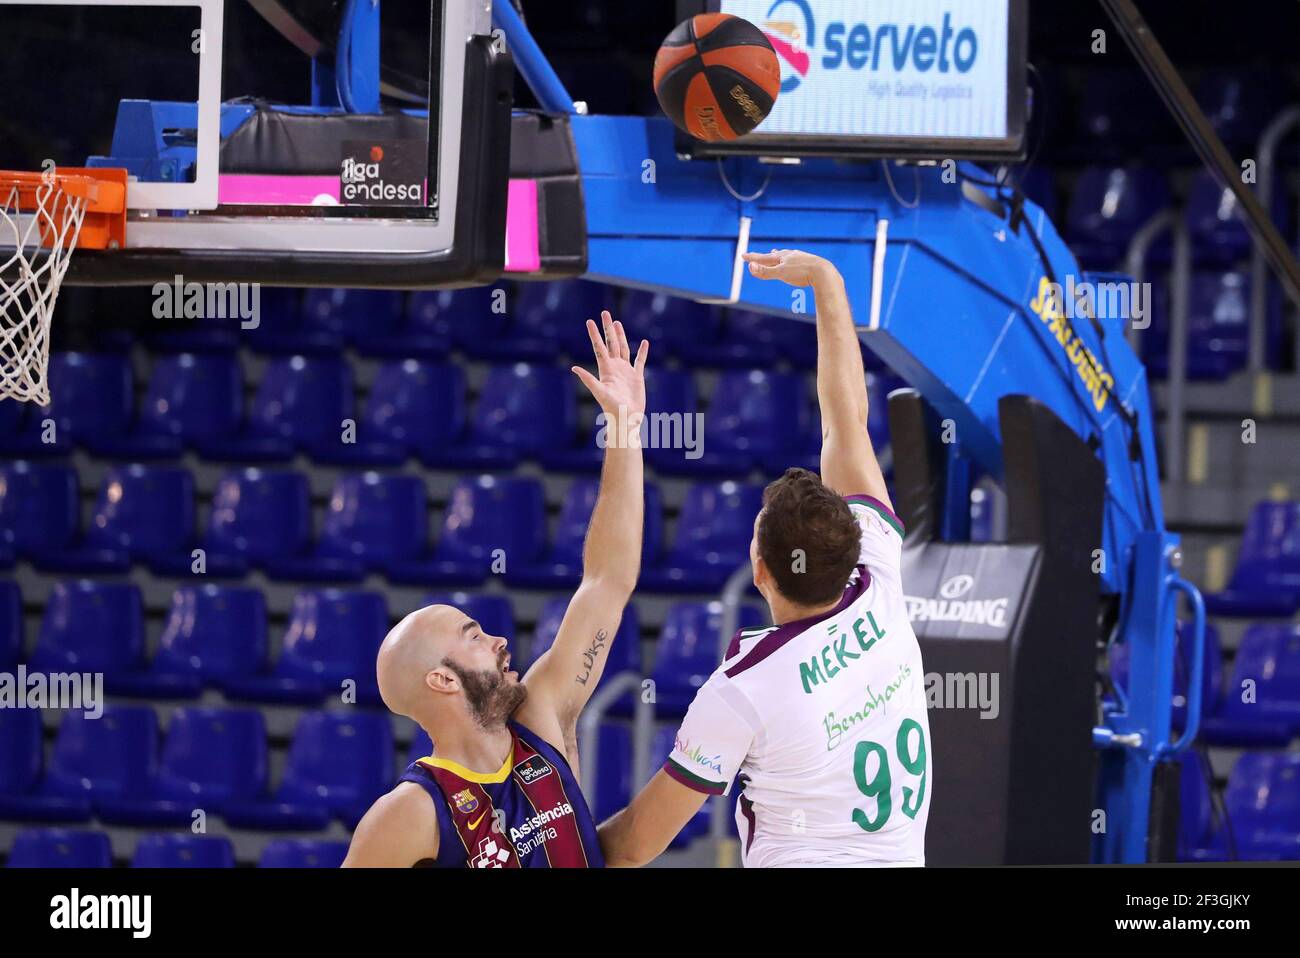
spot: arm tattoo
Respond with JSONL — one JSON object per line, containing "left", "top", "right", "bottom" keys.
{"left": 575, "top": 629, "right": 609, "bottom": 685}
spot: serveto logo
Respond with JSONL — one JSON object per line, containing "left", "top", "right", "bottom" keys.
{"left": 763, "top": 0, "right": 815, "bottom": 94}
{"left": 765, "top": 0, "right": 981, "bottom": 92}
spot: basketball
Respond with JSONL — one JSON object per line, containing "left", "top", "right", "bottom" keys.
{"left": 653, "top": 13, "right": 780, "bottom": 142}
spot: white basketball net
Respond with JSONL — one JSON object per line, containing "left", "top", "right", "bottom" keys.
{"left": 0, "top": 176, "right": 88, "bottom": 405}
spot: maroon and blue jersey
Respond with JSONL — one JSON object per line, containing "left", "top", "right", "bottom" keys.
{"left": 398, "top": 721, "right": 604, "bottom": 868}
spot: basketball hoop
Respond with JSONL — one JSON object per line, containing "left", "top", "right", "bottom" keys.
{"left": 0, "top": 167, "right": 127, "bottom": 404}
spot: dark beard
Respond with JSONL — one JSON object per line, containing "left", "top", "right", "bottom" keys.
{"left": 443, "top": 658, "right": 527, "bottom": 729}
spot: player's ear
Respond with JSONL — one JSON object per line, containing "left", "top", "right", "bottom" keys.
{"left": 426, "top": 667, "right": 459, "bottom": 695}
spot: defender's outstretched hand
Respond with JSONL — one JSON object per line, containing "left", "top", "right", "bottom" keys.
{"left": 742, "top": 248, "right": 835, "bottom": 288}
{"left": 571, "top": 310, "right": 649, "bottom": 417}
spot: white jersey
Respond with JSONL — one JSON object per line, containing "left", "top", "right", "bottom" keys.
{"left": 664, "top": 494, "right": 931, "bottom": 867}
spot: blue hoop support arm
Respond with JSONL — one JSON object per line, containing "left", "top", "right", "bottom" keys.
{"left": 1161, "top": 576, "right": 1207, "bottom": 756}
{"left": 492, "top": 1, "right": 576, "bottom": 114}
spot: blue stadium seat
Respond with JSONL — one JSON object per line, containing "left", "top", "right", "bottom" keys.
{"left": 419, "top": 593, "right": 517, "bottom": 646}
{"left": 320, "top": 360, "right": 466, "bottom": 466}
{"left": 650, "top": 725, "right": 712, "bottom": 847}
{"left": 301, "top": 288, "right": 405, "bottom": 347}
{"left": 427, "top": 363, "right": 576, "bottom": 468}
{"left": 30, "top": 582, "right": 148, "bottom": 691}
{"left": 641, "top": 481, "right": 763, "bottom": 592}
{"left": 0, "top": 707, "right": 157, "bottom": 822}
{"left": 412, "top": 284, "right": 511, "bottom": 354}
{"left": 471, "top": 278, "right": 609, "bottom": 361}
{"left": 266, "top": 472, "right": 426, "bottom": 582}
{"left": 620, "top": 290, "right": 722, "bottom": 365}
{"left": 5, "top": 828, "right": 113, "bottom": 868}
{"left": 651, "top": 601, "right": 764, "bottom": 715}
{"left": 724, "top": 310, "right": 817, "bottom": 368}
{"left": 202, "top": 354, "right": 354, "bottom": 462}
{"left": 224, "top": 712, "right": 392, "bottom": 831}
{"left": 131, "top": 833, "right": 236, "bottom": 868}
{"left": 1220, "top": 752, "right": 1300, "bottom": 861}
{"left": 141, "top": 586, "right": 269, "bottom": 697}
{"left": 95, "top": 353, "right": 243, "bottom": 458}
{"left": 766, "top": 372, "right": 897, "bottom": 477}
{"left": 201, "top": 468, "right": 312, "bottom": 570}
{"left": 677, "top": 310, "right": 780, "bottom": 369}
{"left": 258, "top": 839, "right": 350, "bottom": 868}
{"left": 99, "top": 708, "right": 268, "bottom": 827}
{"left": 358, "top": 288, "right": 463, "bottom": 359}
{"left": 0, "top": 581, "right": 20, "bottom": 668}
{"left": 1184, "top": 170, "right": 1264, "bottom": 266}
{"left": 80, "top": 465, "right": 196, "bottom": 566}
{"left": 0, "top": 462, "right": 103, "bottom": 564}
{"left": 224, "top": 589, "right": 388, "bottom": 705}
{"left": 593, "top": 722, "right": 633, "bottom": 822}
{"left": 389, "top": 475, "right": 546, "bottom": 587}
{"left": 1065, "top": 166, "right": 1171, "bottom": 269}
{"left": 0, "top": 352, "right": 134, "bottom": 456}
{"left": 654, "top": 369, "right": 808, "bottom": 477}
{"left": 507, "top": 480, "right": 664, "bottom": 588}
{"left": 1196, "top": 69, "right": 1289, "bottom": 151}
{"left": 1144, "top": 271, "right": 1255, "bottom": 381}
{"left": 244, "top": 287, "right": 347, "bottom": 355}
{"left": 1205, "top": 501, "right": 1300, "bottom": 617}
{"left": 0, "top": 710, "right": 45, "bottom": 812}
{"left": 1203, "top": 624, "right": 1300, "bottom": 746}
{"left": 1073, "top": 69, "right": 1170, "bottom": 162}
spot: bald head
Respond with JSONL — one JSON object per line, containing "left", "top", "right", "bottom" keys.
{"left": 377, "top": 604, "right": 463, "bottom": 719}
{"left": 377, "top": 603, "right": 524, "bottom": 730}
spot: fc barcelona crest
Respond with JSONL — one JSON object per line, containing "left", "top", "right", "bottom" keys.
{"left": 452, "top": 789, "right": 479, "bottom": 814}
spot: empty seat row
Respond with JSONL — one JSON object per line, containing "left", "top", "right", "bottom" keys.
{"left": 1065, "top": 166, "right": 1291, "bottom": 273}
{"left": 111, "top": 281, "right": 846, "bottom": 371}
{"left": 0, "top": 707, "right": 390, "bottom": 830}
{"left": 2, "top": 577, "right": 759, "bottom": 710}
{"left": 1110, "top": 621, "right": 1300, "bottom": 745}
{"left": 0, "top": 355, "right": 891, "bottom": 476}
{"left": 1206, "top": 501, "right": 1300, "bottom": 618}
{"left": 5, "top": 829, "right": 349, "bottom": 868}
{"left": 1, "top": 464, "right": 772, "bottom": 591}
{"left": 1180, "top": 750, "right": 1300, "bottom": 862}
{"left": 4, "top": 716, "right": 717, "bottom": 865}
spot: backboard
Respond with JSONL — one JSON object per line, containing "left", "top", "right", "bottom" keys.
{"left": 0, "top": 0, "right": 512, "bottom": 288}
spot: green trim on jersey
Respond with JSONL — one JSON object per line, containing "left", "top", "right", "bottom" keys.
{"left": 665, "top": 757, "right": 727, "bottom": 795}
{"left": 845, "top": 496, "right": 905, "bottom": 538}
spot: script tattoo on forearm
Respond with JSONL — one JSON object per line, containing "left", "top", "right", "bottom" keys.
{"left": 576, "top": 629, "right": 609, "bottom": 685}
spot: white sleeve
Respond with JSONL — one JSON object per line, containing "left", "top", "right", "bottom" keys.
{"left": 663, "top": 679, "right": 756, "bottom": 797}
{"left": 844, "top": 494, "right": 905, "bottom": 589}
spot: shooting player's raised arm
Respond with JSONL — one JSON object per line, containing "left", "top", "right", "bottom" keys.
{"left": 743, "top": 250, "right": 891, "bottom": 508}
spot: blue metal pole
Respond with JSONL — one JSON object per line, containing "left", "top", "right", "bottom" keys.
{"left": 492, "top": 0, "right": 576, "bottom": 114}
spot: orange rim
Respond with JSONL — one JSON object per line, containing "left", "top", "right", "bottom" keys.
{"left": 0, "top": 167, "right": 127, "bottom": 251}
